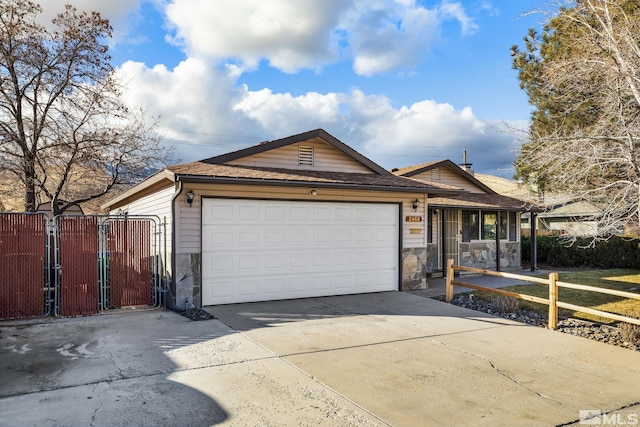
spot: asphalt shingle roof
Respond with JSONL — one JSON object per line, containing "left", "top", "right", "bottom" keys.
{"left": 168, "top": 162, "right": 461, "bottom": 192}
{"left": 428, "top": 193, "right": 540, "bottom": 211}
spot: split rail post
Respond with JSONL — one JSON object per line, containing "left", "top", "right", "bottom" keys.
{"left": 445, "top": 258, "right": 455, "bottom": 303}
{"left": 548, "top": 272, "right": 559, "bottom": 330}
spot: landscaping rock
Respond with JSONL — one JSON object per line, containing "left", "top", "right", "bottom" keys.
{"left": 180, "top": 308, "right": 216, "bottom": 321}
{"left": 437, "top": 294, "right": 639, "bottom": 352}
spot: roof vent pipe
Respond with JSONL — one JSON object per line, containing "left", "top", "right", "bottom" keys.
{"left": 459, "top": 149, "right": 474, "bottom": 176}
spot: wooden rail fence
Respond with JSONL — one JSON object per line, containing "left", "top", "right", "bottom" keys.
{"left": 445, "top": 259, "right": 640, "bottom": 330}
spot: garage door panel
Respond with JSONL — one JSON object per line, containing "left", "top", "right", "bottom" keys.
{"left": 264, "top": 254, "right": 286, "bottom": 270}
{"left": 205, "top": 255, "right": 235, "bottom": 275}
{"left": 335, "top": 273, "right": 356, "bottom": 289}
{"left": 312, "top": 206, "right": 331, "bottom": 220}
{"left": 265, "top": 278, "right": 285, "bottom": 295}
{"left": 264, "top": 205, "right": 285, "bottom": 221}
{"left": 311, "top": 275, "right": 332, "bottom": 291}
{"left": 288, "top": 253, "right": 309, "bottom": 270}
{"left": 203, "top": 203, "right": 233, "bottom": 223}
{"left": 202, "top": 199, "right": 399, "bottom": 305}
{"left": 237, "top": 279, "right": 259, "bottom": 297}
{"left": 289, "top": 206, "right": 309, "bottom": 221}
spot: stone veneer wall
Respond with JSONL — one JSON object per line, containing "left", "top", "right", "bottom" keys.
{"left": 174, "top": 253, "right": 201, "bottom": 309}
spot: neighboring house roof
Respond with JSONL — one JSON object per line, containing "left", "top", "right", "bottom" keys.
{"left": 427, "top": 193, "right": 540, "bottom": 212}
{"left": 393, "top": 160, "right": 541, "bottom": 212}
{"left": 474, "top": 173, "right": 536, "bottom": 202}
{"left": 392, "top": 159, "right": 497, "bottom": 194}
{"left": 540, "top": 200, "right": 601, "bottom": 218}
{"left": 36, "top": 200, "right": 84, "bottom": 218}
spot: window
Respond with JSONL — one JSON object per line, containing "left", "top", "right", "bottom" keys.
{"left": 463, "top": 210, "right": 517, "bottom": 241}
{"left": 509, "top": 211, "right": 517, "bottom": 241}
{"left": 482, "top": 212, "right": 497, "bottom": 240}
{"left": 461, "top": 210, "right": 480, "bottom": 242}
{"left": 499, "top": 211, "right": 508, "bottom": 240}
{"left": 298, "top": 145, "right": 314, "bottom": 165}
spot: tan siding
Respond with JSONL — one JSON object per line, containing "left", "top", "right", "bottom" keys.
{"left": 175, "top": 187, "right": 200, "bottom": 253}
{"left": 412, "top": 168, "right": 486, "bottom": 193}
{"left": 226, "top": 140, "right": 373, "bottom": 173}
{"left": 174, "top": 183, "right": 426, "bottom": 253}
{"left": 402, "top": 194, "right": 427, "bottom": 248}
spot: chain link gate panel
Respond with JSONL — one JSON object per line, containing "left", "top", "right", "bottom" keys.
{"left": 53, "top": 215, "right": 164, "bottom": 317}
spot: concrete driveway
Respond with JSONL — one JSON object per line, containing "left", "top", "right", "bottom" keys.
{"left": 1, "top": 292, "right": 640, "bottom": 426}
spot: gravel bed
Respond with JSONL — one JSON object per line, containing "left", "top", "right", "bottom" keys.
{"left": 180, "top": 308, "right": 216, "bottom": 321}
{"left": 437, "top": 294, "right": 639, "bottom": 352}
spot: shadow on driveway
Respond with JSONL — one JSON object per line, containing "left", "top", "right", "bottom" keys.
{"left": 0, "top": 310, "right": 228, "bottom": 426}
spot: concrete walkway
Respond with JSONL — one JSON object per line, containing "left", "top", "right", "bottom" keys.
{"left": 1, "top": 292, "right": 640, "bottom": 426}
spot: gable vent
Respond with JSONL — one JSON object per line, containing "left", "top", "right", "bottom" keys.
{"left": 298, "top": 145, "right": 314, "bottom": 166}
{"left": 431, "top": 168, "right": 441, "bottom": 180}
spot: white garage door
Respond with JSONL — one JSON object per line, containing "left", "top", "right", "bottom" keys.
{"left": 201, "top": 199, "right": 399, "bottom": 305}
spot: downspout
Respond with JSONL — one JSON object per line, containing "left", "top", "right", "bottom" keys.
{"left": 169, "top": 179, "right": 184, "bottom": 311}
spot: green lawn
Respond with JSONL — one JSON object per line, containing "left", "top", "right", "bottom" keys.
{"left": 475, "top": 269, "right": 640, "bottom": 324}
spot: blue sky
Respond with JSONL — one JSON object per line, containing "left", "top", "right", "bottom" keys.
{"left": 42, "top": 1, "right": 544, "bottom": 178}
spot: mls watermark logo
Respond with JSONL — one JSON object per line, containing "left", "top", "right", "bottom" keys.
{"left": 579, "top": 410, "right": 639, "bottom": 425}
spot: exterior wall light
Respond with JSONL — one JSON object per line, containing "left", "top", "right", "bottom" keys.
{"left": 186, "top": 190, "right": 195, "bottom": 207}
{"left": 310, "top": 189, "right": 317, "bottom": 196}
{"left": 412, "top": 198, "right": 420, "bottom": 211}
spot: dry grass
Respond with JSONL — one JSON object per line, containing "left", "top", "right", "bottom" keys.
{"left": 491, "top": 295, "right": 520, "bottom": 313}
{"left": 619, "top": 308, "right": 640, "bottom": 345}
{"left": 476, "top": 269, "right": 640, "bottom": 325}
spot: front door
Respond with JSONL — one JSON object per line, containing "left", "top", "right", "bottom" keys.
{"left": 442, "top": 209, "right": 458, "bottom": 275}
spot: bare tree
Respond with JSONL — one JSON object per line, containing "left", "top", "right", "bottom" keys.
{"left": 512, "top": 0, "right": 640, "bottom": 242}
{"left": 0, "top": 0, "right": 172, "bottom": 215}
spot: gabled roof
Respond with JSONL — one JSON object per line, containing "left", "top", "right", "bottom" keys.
{"left": 201, "top": 129, "right": 390, "bottom": 175}
{"left": 392, "top": 159, "right": 496, "bottom": 194}
{"left": 102, "top": 130, "right": 466, "bottom": 210}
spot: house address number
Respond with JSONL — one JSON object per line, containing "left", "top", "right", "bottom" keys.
{"left": 405, "top": 216, "right": 423, "bottom": 223}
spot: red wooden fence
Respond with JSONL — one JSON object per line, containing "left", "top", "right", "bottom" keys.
{"left": 58, "top": 217, "right": 99, "bottom": 317}
{"left": 1, "top": 214, "right": 162, "bottom": 319}
{"left": 0, "top": 214, "right": 46, "bottom": 319}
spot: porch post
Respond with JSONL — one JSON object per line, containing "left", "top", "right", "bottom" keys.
{"left": 495, "top": 213, "right": 501, "bottom": 272}
{"left": 530, "top": 212, "right": 537, "bottom": 272}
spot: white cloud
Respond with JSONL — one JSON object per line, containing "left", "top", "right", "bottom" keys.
{"left": 36, "top": 0, "right": 144, "bottom": 44}
{"left": 116, "top": 58, "right": 265, "bottom": 159}
{"left": 345, "top": 1, "right": 477, "bottom": 76}
{"left": 162, "top": 0, "right": 476, "bottom": 76}
{"left": 235, "top": 89, "right": 343, "bottom": 136}
{"left": 439, "top": 1, "right": 479, "bottom": 35}
{"left": 36, "top": 0, "right": 518, "bottom": 176}
{"left": 164, "top": 0, "right": 350, "bottom": 72}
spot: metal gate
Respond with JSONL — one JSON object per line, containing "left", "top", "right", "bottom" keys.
{"left": 0, "top": 213, "right": 165, "bottom": 319}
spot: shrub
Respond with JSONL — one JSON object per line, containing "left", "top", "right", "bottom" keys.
{"left": 619, "top": 309, "right": 640, "bottom": 347}
{"left": 491, "top": 295, "right": 520, "bottom": 314}
{"left": 522, "top": 236, "right": 640, "bottom": 269}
